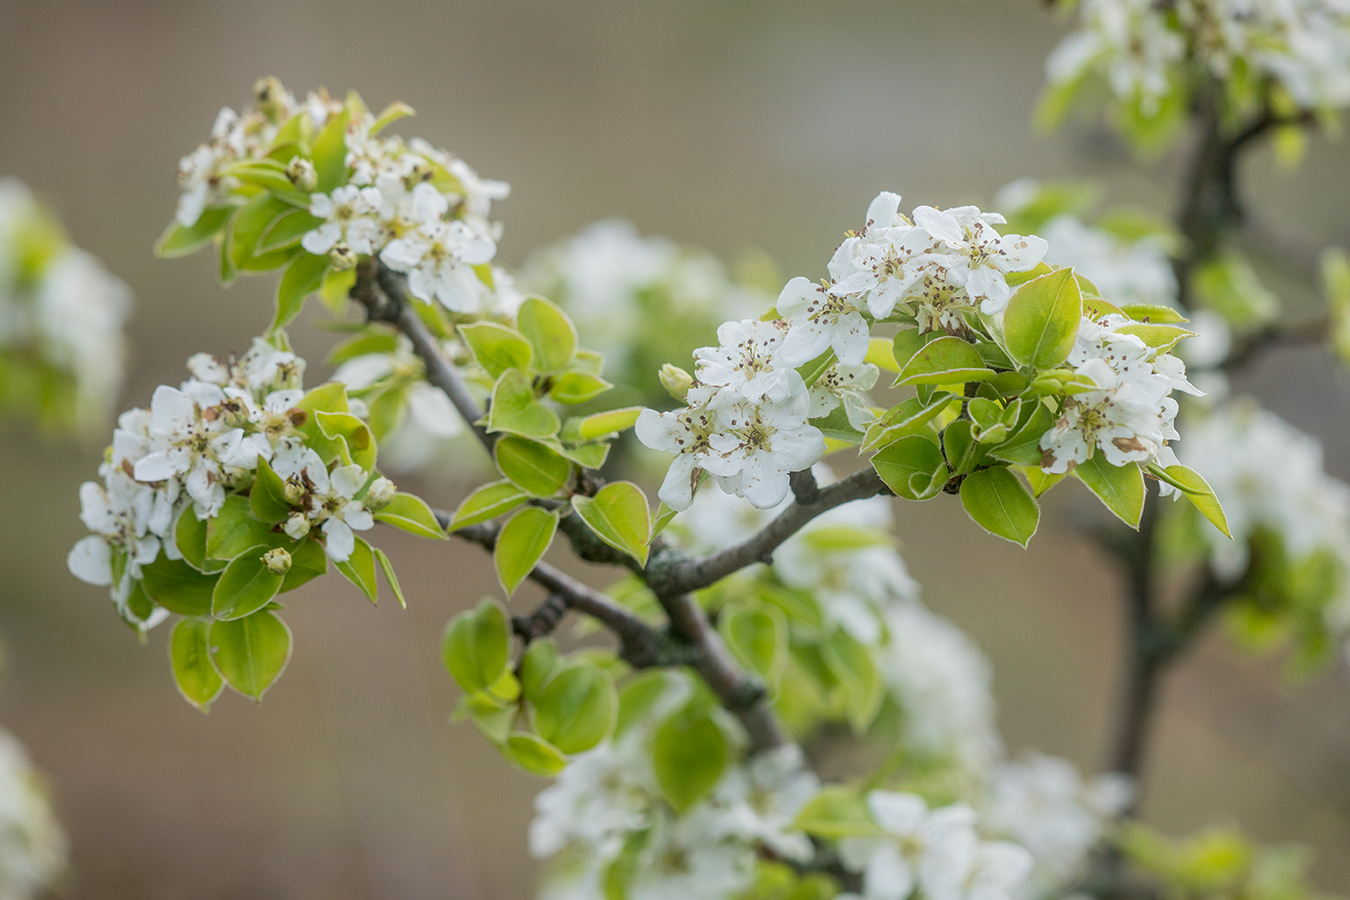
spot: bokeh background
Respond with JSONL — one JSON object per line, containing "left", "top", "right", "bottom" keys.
{"left": 2, "top": 1, "right": 1349, "bottom": 897}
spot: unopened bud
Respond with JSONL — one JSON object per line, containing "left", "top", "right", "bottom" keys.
{"left": 365, "top": 476, "right": 397, "bottom": 510}
{"left": 329, "top": 243, "right": 358, "bottom": 270}
{"left": 261, "top": 547, "right": 292, "bottom": 575}
{"left": 283, "top": 512, "right": 311, "bottom": 540}
{"left": 286, "top": 156, "right": 318, "bottom": 192}
{"left": 254, "top": 76, "right": 287, "bottom": 120}
{"left": 282, "top": 478, "right": 308, "bottom": 506}
{"left": 660, "top": 364, "right": 694, "bottom": 402}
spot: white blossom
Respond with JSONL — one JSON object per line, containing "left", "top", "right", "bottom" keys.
{"left": 0, "top": 730, "right": 66, "bottom": 900}
{"left": 302, "top": 184, "right": 385, "bottom": 256}
{"left": 379, "top": 182, "right": 497, "bottom": 312}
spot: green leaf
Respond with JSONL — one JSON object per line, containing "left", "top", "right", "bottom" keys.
{"left": 206, "top": 495, "right": 279, "bottom": 562}
{"left": 862, "top": 395, "right": 952, "bottom": 452}
{"left": 793, "top": 786, "right": 883, "bottom": 838}
{"left": 519, "top": 639, "right": 561, "bottom": 701}
{"left": 250, "top": 457, "right": 293, "bottom": 524}
{"left": 503, "top": 732, "right": 568, "bottom": 777}
{"left": 891, "top": 328, "right": 929, "bottom": 371}
{"left": 615, "top": 670, "right": 671, "bottom": 737}
{"left": 212, "top": 545, "right": 286, "bottom": 620}
{"left": 1114, "top": 322, "right": 1194, "bottom": 353}
{"left": 312, "top": 109, "right": 350, "bottom": 192}
{"left": 893, "top": 336, "right": 994, "bottom": 387}
{"left": 155, "top": 206, "right": 233, "bottom": 258}
{"left": 516, "top": 296, "right": 577, "bottom": 372}
{"left": 495, "top": 436, "right": 573, "bottom": 497}
{"left": 174, "top": 509, "right": 212, "bottom": 572}
{"left": 1160, "top": 464, "right": 1231, "bottom": 538}
{"left": 448, "top": 480, "right": 529, "bottom": 530}
{"left": 486, "top": 369, "right": 561, "bottom": 438}
{"left": 959, "top": 467, "right": 1039, "bottom": 547}
{"left": 370, "top": 100, "right": 416, "bottom": 134}
{"left": 870, "top": 436, "right": 948, "bottom": 501}
{"left": 209, "top": 609, "right": 292, "bottom": 700}
{"left": 374, "top": 492, "right": 448, "bottom": 539}
{"left": 653, "top": 705, "right": 726, "bottom": 812}
{"left": 458, "top": 322, "right": 533, "bottom": 379}
{"left": 335, "top": 535, "right": 379, "bottom": 602}
{"left": 720, "top": 604, "right": 787, "bottom": 686}
{"left": 140, "top": 556, "right": 218, "bottom": 617}
{"left": 373, "top": 547, "right": 407, "bottom": 609}
{"left": 1022, "top": 465, "right": 1067, "bottom": 498}
{"left": 1003, "top": 267, "right": 1083, "bottom": 369}
{"left": 495, "top": 508, "right": 559, "bottom": 596}
{"left": 822, "top": 627, "right": 884, "bottom": 732}
{"left": 534, "top": 664, "right": 617, "bottom": 754}
{"left": 170, "top": 618, "right": 224, "bottom": 712}
{"left": 549, "top": 370, "right": 613, "bottom": 405}
{"left": 569, "top": 407, "right": 643, "bottom": 442}
{"left": 650, "top": 501, "right": 680, "bottom": 540}
{"left": 443, "top": 598, "right": 511, "bottom": 693}
{"left": 273, "top": 251, "right": 330, "bottom": 332}
{"left": 942, "top": 419, "right": 979, "bottom": 475}
{"left": 798, "top": 349, "right": 837, "bottom": 389}
{"left": 988, "top": 403, "right": 1055, "bottom": 466}
{"left": 1074, "top": 455, "right": 1145, "bottom": 529}
{"left": 571, "top": 482, "right": 652, "bottom": 566}
{"left": 279, "top": 539, "right": 327, "bottom": 593}
{"left": 1120, "top": 303, "right": 1189, "bottom": 325}
{"left": 315, "top": 410, "right": 377, "bottom": 470}
{"left": 258, "top": 208, "right": 323, "bottom": 253}
{"left": 229, "top": 194, "right": 297, "bottom": 271}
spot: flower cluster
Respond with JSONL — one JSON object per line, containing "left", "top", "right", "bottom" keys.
{"left": 0, "top": 178, "right": 131, "bottom": 431}
{"left": 636, "top": 319, "right": 829, "bottom": 510}
{"left": 1047, "top": 0, "right": 1350, "bottom": 117}
{"left": 980, "top": 753, "right": 1133, "bottom": 897}
{"left": 0, "top": 729, "right": 66, "bottom": 900}
{"left": 837, "top": 791, "right": 1033, "bottom": 900}
{"left": 67, "top": 337, "right": 389, "bottom": 626}
{"left": 531, "top": 676, "right": 819, "bottom": 900}
{"left": 172, "top": 78, "right": 511, "bottom": 317}
{"left": 1040, "top": 312, "right": 1201, "bottom": 474}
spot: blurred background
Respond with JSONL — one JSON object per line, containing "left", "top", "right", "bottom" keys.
{"left": 2, "top": 1, "right": 1349, "bottom": 897}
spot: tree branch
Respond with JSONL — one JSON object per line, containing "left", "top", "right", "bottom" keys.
{"left": 649, "top": 467, "right": 890, "bottom": 597}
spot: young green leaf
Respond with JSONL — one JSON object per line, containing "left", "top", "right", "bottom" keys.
{"left": 487, "top": 369, "right": 561, "bottom": 438}
{"left": 571, "top": 482, "right": 652, "bottom": 566}
{"left": 495, "top": 436, "right": 573, "bottom": 497}
{"left": 458, "top": 322, "right": 533, "bottom": 379}
{"left": 549, "top": 370, "right": 613, "bottom": 405}
{"left": 250, "top": 457, "right": 293, "bottom": 525}
{"left": 567, "top": 407, "right": 643, "bottom": 442}
{"left": 1160, "top": 464, "right": 1231, "bottom": 538}
{"left": 719, "top": 605, "right": 788, "bottom": 686}
{"left": 533, "top": 664, "right": 616, "bottom": 755}
{"left": 503, "top": 732, "right": 568, "bottom": 777}
{"left": 516, "top": 296, "right": 577, "bottom": 372}
{"left": 821, "top": 627, "right": 884, "bottom": 732}
{"left": 495, "top": 508, "right": 559, "bottom": 596}
{"left": 959, "top": 467, "right": 1040, "bottom": 547}
{"left": 212, "top": 545, "right": 286, "bottom": 620}
{"left": 448, "top": 480, "right": 529, "bottom": 530}
{"left": 1003, "top": 267, "right": 1083, "bottom": 369}
{"left": 443, "top": 599, "right": 512, "bottom": 693}
{"left": 373, "top": 547, "right": 407, "bottom": 609}
{"left": 1074, "top": 455, "right": 1145, "bottom": 529}
{"left": 206, "top": 496, "right": 280, "bottom": 562}
{"left": 155, "top": 206, "right": 233, "bottom": 258}
{"left": 209, "top": 609, "right": 293, "bottom": 700}
{"left": 315, "top": 410, "right": 377, "bottom": 470}
{"left": 312, "top": 109, "right": 350, "bottom": 192}
{"left": 893, "top": 336, "right": 993, "bottom": 387}
{"left": 335, "top": 535, "right": 379, "bottom": 602}
{"left": 274, "top": 251, "right": 330, "bottom": 332}
{"left": 140, "top": 556, "right": 218, "bottom": 617}
{"left": 170, "top": 618, "right": 224, "bottom": 712}
{"left": 373, "top": 492, "right": 448, "bottom": 539}
{"left": 652, "top": 706, "right": 726, "bottom": 813}
{"left": 870, "top": 436, "right": 948, "bottom": 500}
{"left": 279, "top": 539, "right": 328, "bottom": 593}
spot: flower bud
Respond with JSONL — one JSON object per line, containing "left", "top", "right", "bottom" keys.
{"left": 254, "top": 76, "right": 287, "bottom": 121}
{"left": 285, "top": 156, "right": 318, "bottom": 192}
{"left": 365, "top": 476, "right": 397, "bottom": 510}
{"left": 283, "top": 512, "right": 311, "bottom": 540}
{"left": 329, "top": 243, "right": 358, "bottom": 271}
{"left": 261, "top": 547, "right": 292, "bottom": 576}
{"left": 282, "top": 478, "right": 308, "bottom": 506}
{"left": 660, "top": 364, "right": 694, "bottom": 402}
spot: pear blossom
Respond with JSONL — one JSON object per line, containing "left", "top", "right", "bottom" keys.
{"left": 380, "top": 183, "right": 497, "bottom": 312}
{"left": 911, "top": 205, "right": 1048, "bottom": 317}
{"left": 807, "top": 362, "right": 879, "bottom": 430}
{"left": 0, "top": 730, "right": 66, "bottom": 899}
{"left": 776, "top": 276, "right": 871, "bottom": 366}
{"left": 270, "top": 438, "right": 376, "bottom": 562}
{"left": 636, "top": 386, "right": 728, "bottom": 511}
{"left": 302, "top": 184, "right": 385, "bottom": 256}
{"left": 694, "top": 319, "right": 796, "bottom": 405}
{"left": 705, "top": 384, "right": 826, "bottom": 509}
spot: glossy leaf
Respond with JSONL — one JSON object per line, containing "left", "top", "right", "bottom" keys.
{"left": 443, "top": 599, "right": 512, "bottom": 694}
{"left": 893, "top": 336, "right": 993, "bottom": 387}
{"left": 486, "top": 369, "right": 561, "bottom": 438}
{"left": 549, "top": 370, "right": 613, "bottom": 405}
{"left": 373, "top": 547, "right": 406, "bottom": 609}
{"left": 1004, "top": 267, "right": 1083, "bottom": 369}
{"left": 155, "top": 206, "right": 233, "bottom": 258}
{"left": 870, "top": 436, "right": 948, "bottom": 501}
{"left": 459, "top": 322, "right": 532, "bottom": 379}
{"left": 273, "top": 251, "right": 330, "bottom": 332}
{"left": 653, "top": 706, "right": 726, "bottom": 813}
{"left": 495, "top": 436, "right": 572, "bottom": 497}
{"left": 533, "top": 664, "right": 616, "bottom": 755}
{"left": 495, "top": 508, "right": 558, "bottom": 596}
{"left": 1160, "top": 464, "right": 1231, "bottom": 538}
{"left": 448, "top": 480, "right": 529, "bottom": 530}
{"left": 571, "top": 482, "right": 651, "bottom": 566}
{"left": 1074, "top": 455, "right": 1145, "bottom": 529}
{"left": 503, "top": 732, "right": 568, "bottom": 777}
{"left": 250, "top": 457, "right": 293, "bottom": 525}
{"left": 516, "top": 296, "right": 577, "bottom": 372}
{"left": 170, "top": 618, "right": 224, "bottom": 711}
{"left": 140, "top": 556, "right": 217, "bottom": 617}
{"left": 212, "top": 545, "right": 286, "bottom": 620}
{"left": 335, "top": 535, "right": 379, "bottom": 602}
{"left": 959, "top": 467, "right": 1039, "bottom": 547}
{"left": 569, "top": 407, "right": 643, "bottom": 442}
{"left": 374, "top": 492, "right": 447, "bottom": 539}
